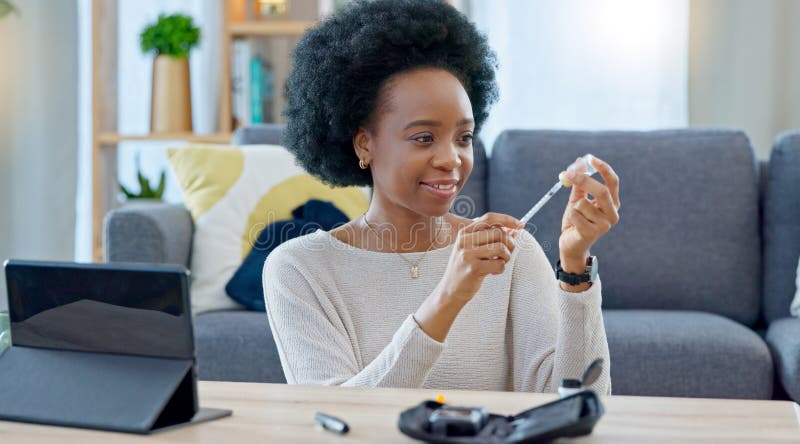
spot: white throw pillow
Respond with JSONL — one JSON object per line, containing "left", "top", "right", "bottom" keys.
{"left": 167, "top": 144, "right": 370, "bottom": 314}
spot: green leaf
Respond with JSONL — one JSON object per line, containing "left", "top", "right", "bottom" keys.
{"left": 154, "top": 171, "right": 166, "bottom": 199}
{"left": 120, "top": 184, "right": 136, "bottom": 199}
{"left": 138, "top": 171, "right": 153, "bottom": 196}
{"left": 0, "top": 6, "right": 10, "bottom": 19}
{"left": 0, "top": 0, "right": 17, "bottom": 19}
{"left": 122, "top": 152, "right": 166, "bottom": 200}
{"left": 139, "top": 13, "right": 200, "bottom": 57}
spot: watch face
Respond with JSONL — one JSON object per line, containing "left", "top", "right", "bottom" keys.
{"left": 589, "top": 256, "right": 598, "bottom": 281}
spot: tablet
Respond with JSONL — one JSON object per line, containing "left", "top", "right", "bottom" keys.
{"left": 4, "top": 260, "right": 194, "bottom": 360}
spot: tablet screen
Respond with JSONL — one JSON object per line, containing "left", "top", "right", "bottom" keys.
{"left": 4, "top": 261, "right": 194, "bottom": 359}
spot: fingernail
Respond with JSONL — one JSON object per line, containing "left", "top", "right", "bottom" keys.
{"left": 566, "top": 171, "right": 576, "bottom": 180}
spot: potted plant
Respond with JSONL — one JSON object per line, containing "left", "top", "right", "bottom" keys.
{"left": 0, "top": 1, "right": 18, "bottom": 19}
{"left": 119, "top": 154, "right": 167, "bottom": 206}
{"left": 140, "top": 13, "right": 200, "bottom": 133}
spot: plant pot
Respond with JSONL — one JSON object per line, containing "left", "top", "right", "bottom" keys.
{"left": 121, "top": 198, "right": 164, "bottom": 208}
{"left": 150, "top": 54, "right": 193, "bottom": 133}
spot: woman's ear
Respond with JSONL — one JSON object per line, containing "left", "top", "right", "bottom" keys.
{"left": 353, "top": 126, "right": 372, "bottom": 164}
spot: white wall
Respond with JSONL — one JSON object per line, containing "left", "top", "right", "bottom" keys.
{"left": 689, "top": 0, "right": 800, "bottom": 158}
{"left": 0, "top": 0, "right": 79, "bottom": 311}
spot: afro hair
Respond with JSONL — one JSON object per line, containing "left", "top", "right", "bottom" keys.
{"left": 282, "top": 0, "right": 498, "bottom": 187}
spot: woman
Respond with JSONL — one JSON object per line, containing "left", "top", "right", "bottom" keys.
{"left": 263, "top": 0, "right": 620, "bottom": 394}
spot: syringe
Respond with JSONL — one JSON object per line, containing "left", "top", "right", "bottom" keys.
{"left": 519, "top": 154, "right": 598, "bottom": 227}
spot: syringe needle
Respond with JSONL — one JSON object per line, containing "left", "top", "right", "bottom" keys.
{"left": 519, "top": 181, "right": 563, "bottom": 226}
{"left": 517, "top": 154, "right": 598, "bottom": 228}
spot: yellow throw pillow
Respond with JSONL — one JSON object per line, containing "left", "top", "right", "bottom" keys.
{"left": 167, "top": 144, "right": 370, "bottom": 314}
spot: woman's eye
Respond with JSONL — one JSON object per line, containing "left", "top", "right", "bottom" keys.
{"left": 459, "top": 134, "right": 474, "bottom": 143}
{"left": 414, "top": 135, "right": 434, "bottom": 143}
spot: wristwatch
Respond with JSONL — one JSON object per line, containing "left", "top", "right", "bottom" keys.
{"left": 555, "top": 256, "right": 598, "bottom": 285}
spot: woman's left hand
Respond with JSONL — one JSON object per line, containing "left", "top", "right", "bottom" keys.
{"left": 558, "top": 156, "right": 621, "bottom": 274}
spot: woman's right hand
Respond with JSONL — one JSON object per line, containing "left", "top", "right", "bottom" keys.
{"left": 414, "top": 212, "right": 524, "bottom": 342}
{"left": 441, "top": 212, "right": 524, "bottom": 303}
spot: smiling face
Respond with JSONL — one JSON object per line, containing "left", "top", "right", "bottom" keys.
{"left": 354, "top": 67, "right": 475, "bottom": 219}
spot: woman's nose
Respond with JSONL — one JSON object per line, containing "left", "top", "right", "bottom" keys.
{"left": 432, "top": 142, "right": 461, "bottom": 169}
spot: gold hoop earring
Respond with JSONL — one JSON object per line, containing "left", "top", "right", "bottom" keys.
{"left": 359, "top": 159, "right": 369, "bottom": 169}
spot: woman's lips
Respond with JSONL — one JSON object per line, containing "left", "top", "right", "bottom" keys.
{"left": 420, "top": 182, "right": 457, "bottom": 199}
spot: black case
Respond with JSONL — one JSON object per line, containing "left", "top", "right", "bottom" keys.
{"left": 398, "top": 390, "right": 604, "bottom": 444}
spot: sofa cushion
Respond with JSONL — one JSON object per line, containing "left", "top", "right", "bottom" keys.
{"left": 603, "top": 310, "right": 773, "bottom": 399}
{"left": 194, "top": 311, "right": 286, "bottom": 383}
{"left": 453, "top": 138, "right": 488, "bottom": 219}
{"left": 232, "top": 123, "right": 285, "bottom": 145}
{"left": 226, "top": 199, "right": 350, "bottom": 311}
{"left": 489, "top": 129, "right": 761, "bottom": 326}
{"left": 765, "top": 317, "right": 800, "bottom": 401}
{"left": 763, "top": 131, "right": 800, "bottom": 323}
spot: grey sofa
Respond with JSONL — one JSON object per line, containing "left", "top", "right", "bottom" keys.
{"left": 104, "top": 124, "right": 800, "bottom": 401}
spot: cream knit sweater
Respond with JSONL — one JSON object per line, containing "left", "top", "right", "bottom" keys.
{"left": 262, "top": 228, "right": 611, "bottom": 394}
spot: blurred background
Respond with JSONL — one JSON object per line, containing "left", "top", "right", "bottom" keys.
{"left": 0, "top": 0, "right": 798, "bottom": 310}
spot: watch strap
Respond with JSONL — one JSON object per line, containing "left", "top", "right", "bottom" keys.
{"left": 555, "top": 256, "right": 596, "bottom": 285}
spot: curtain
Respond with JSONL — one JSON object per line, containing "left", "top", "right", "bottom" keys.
{"left": 468, "top": 0, "right": 689, "bottom": 153}
{"left": 690, "top": 0, "right": 800, "bottom": 157}
{"left": 0, "top": 0, "right": 79, "bottom": 310}
{"left": 0, "top": 0, "right": 78, "bottom": 310}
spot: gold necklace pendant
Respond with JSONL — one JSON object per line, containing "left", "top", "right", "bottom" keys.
{"left": 362, "top": 213, "right": 442, "bottom": 280}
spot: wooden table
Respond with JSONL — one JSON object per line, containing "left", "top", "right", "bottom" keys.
{"left": 1, "top": 382, "right": 799, "bottom": 443}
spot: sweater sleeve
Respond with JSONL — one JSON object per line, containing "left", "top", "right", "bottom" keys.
{"left": 262, "top": 244, "right": 445, "bottom": 388}
{"left": 507, "top": 230, "right": 611, "bottom": 395}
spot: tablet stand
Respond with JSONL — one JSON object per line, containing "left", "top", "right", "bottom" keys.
{"left": 0, "top": 346, "right": 231, "bottom": 434}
